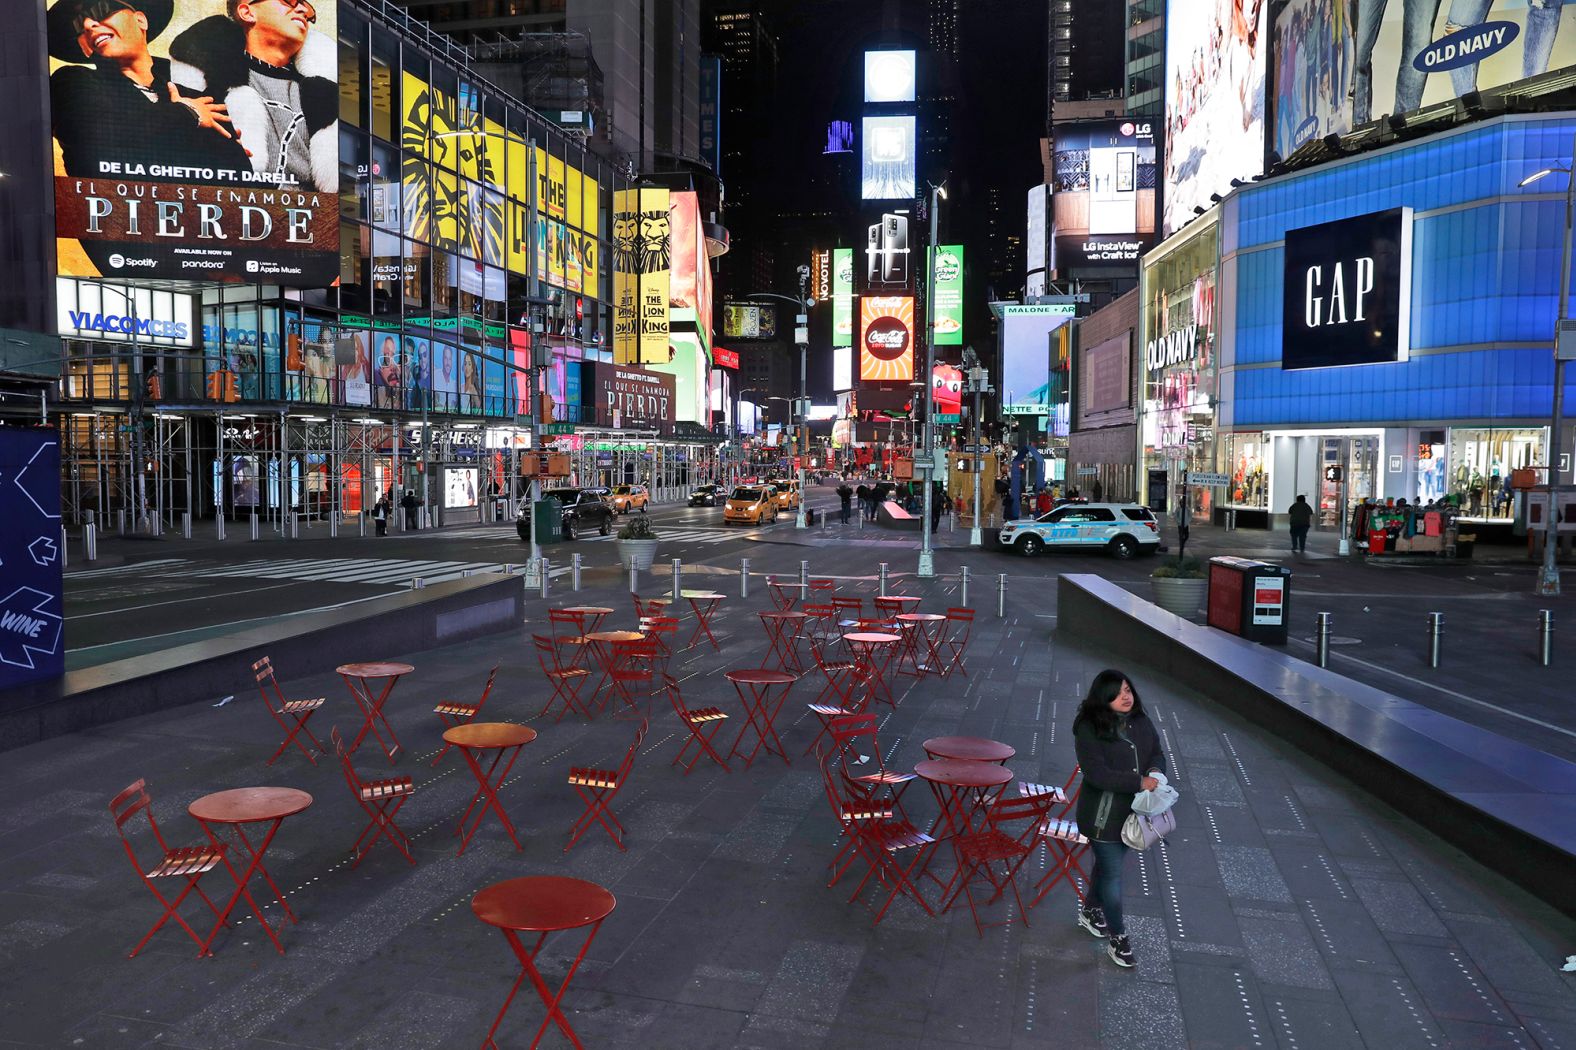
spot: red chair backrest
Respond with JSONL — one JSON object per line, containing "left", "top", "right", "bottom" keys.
{"left": 832, "top": 597, "right": 862, "bottom": 616}
{"left": 809, "top": 579, "right": 835, "bottom": 595}
{"left": 533, "top": 633, "right": 570, "bottom": 674}
{"left": 661, "top": 673, "right": 690, "bottom": 718}
{"left": 252, "top": 655, "right": 285, "bottom": 710}
{"left": 550, "top": 608, "right": 586, "bottom": 634}
{"left": 331, "top": 726, "right": 364, "bottom": 795}
{"left": 615, "top": 719, "right": 649, "bottom": 780}
{"left": 109, "top": 779, "right": 169, "bottom": 864}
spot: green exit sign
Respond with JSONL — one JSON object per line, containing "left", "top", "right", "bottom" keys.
{"left": 543, "top": 423, "right": 576, "bottom": 435}
{"left": 934, "top": 413, "right": 961, "bottom": 425}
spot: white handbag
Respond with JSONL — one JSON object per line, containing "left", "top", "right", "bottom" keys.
{"left": 1122, "top": 773, "right": 1179, "bottom": 850}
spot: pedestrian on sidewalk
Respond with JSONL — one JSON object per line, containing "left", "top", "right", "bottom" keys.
{"left": 837, "top": 482, "right": 853, "bottom": 525}
{"left": 1288, "top": 493, "right": 1313, "bottom": 553}
{"left": 400, "top": 489, "right": 420, "bottom": 530}
{"left": 1092, "top": 477, "right": 1104, "bottom": 503}
{"left": 855, "top": 483, "right": 870, "bottom": 521}
{"left": 930, "top": 480, "right": 946, "bottom": 533}
{"left": 372, "top": 497, "right": 390, "bottom": 537}
{"left": 1073, "top": 669, "right": 1169, "bottom": 970}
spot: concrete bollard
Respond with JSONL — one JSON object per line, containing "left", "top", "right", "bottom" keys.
{"left": 1427, "top": 612, "right": 1443, "bottom": 668}
{"left": 740, "top": 557, "right": 751, "bottom": 599}
{"left": 85, "top": 523, "right": 97, "bottom": 562}
{"left": 181, "top": 511, "right": 191, "bottom": 539}
{"left": 672, "top": 557, "right": 683, "bottom": 600}
{"left": 878, "top": 562, "right": 889, "bottom": 597}
{"left": 1539, "top": 609, "right": 1553, "bottom": 667}
{"left": 572, "top": 553, "right": 583, "bottom": 591}
{"left": 960, "top": 565, "right": 970, "bottom": 607}
{"left": 997, "top": 573, "right": 1007, "bottom": 618}
{"left": 1315, "top": 611, "right": 1332, "bottom": 668}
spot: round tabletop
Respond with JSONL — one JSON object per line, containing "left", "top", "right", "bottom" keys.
{"left": 760, "top": 610, "right": 808, "bottom": 620}
{"left": 681, "top": 590, "right": 726, "bottom": 600}
{"left": 897, "top": 612, "right": 947, "bottom": 623}
{"left": 189, "top": 786, "right": 314, "bottom": 824}
{"left": 923, "top": 736, "right": 1016, "bottom": 762}
{"left": 337, "top": 661, "right": 415, "bottom": 677}
{"left": 914, "top": 758, "right": 1015, "bottom": 788}
{"left": 878, "top": 596, "right": 923, "bottom": 606}
{"left": 443, "top": 722, "right": 539, "bottom": 749}
{"left": 725, "top": 669, "right": 798, "bottom": 685}
{"left": 582, "top": 630, "right": 645, "bottom": 644}
{"left": 844, "top": 632, "right": 902, "bottom": 645}
{"left": 560, "top": 606, "right": 614, "bottom": 615}
{"left": 472, "top": 876, "right": 617, "bottom": 933}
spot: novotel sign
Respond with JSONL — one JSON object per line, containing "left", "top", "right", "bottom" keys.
{"left": 1281, "top": 207, "right": 1412, "bottom": 371}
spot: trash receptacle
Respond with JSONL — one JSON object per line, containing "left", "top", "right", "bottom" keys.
{"left": 1206, "top": 556, "right": 1291, "bottom": 645}
{"left": 532, "top": 499, "right": 564, "bottom": 544}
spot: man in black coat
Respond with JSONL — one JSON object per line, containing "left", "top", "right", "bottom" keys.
{"left": 400, "top": 489, "right": 420, "bottom": 531}
{"left": 48, "top": 0, "right": 251, "bottom": 181}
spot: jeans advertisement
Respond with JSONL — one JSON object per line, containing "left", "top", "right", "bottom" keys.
{"left": 1274, "top": 0, "right": 1575, "bottom": 157}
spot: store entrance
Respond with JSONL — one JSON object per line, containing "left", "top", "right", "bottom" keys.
{"left": 1318, "top": 435, "right": 1379, "bottom": 529}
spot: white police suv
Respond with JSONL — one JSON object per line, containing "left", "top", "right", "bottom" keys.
{"left": 999, "top": 503, "right": 1161, "bottom": 559}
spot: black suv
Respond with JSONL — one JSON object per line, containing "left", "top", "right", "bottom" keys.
{"left": 517, "top": 487, "right": 615, "bottom": 541}
{"left": 688, "top": 483, "right": 721, "bottom": 506}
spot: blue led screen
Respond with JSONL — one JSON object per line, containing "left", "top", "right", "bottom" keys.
{"left": 1228, "top": 117, "right": 1576, "bottom": 426}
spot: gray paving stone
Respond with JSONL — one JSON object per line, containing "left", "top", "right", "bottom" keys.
{"left": 1174, "top": 961, "right": 1276, "bottom": 1049}
{"left": 1392, "top": 940, "right": 1518, "bottom": 1026}
{"left": 1097, "top": 977, "right": 1188, "bottom": 1050}
{"left": 1239, "top": 914, "right": 1336, "bottom": 990}
{"left": 1260, "top": 986, "right": 1367, "bottom": 1050}
{"left": 1215, "top": 844, "right": 1293, "bottom": 903}
{"left": 1350, "top": 877, "right": 1451, "bottom": 939}
{"left": 1333, "top": 968, "right": 1449, "bottom": 1049}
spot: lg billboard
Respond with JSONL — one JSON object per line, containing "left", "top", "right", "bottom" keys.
{"left": 46, "top": 0, "right": 340, "bottom": 284}
{"left": 1052, "top": 120, "right": 1157, "bottom": 271}
{"left": 1274, "top": 0, "right": 1576, "bottom": 157}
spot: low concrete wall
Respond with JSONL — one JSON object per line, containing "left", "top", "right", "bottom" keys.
{"left": 0, "top": 573, "right": 524, "bottom": 751}
{"left": 1057, "top": 573, "right": 1576, "bottom": 919}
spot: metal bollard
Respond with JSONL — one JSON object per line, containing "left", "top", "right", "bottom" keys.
{"left": 960, "top": 565, "right": 970, "bottom": 607}
{"left": 672, "top": 557, "right": 683, "bottom": 600}
{"left": 290, "top": 513, "right": 300, "bottom": 540}
{"left": 1315, "top": 611, "right": 1332, "bottom": 668}
{"left": 1539, "top": 609, "right": 1553, "bottom": 667}
{"left": 85, "top": 522, "right": 97, "bottom": 562}
{"left": 858, "top": 509, "right": 864, "bottom": 531}
{"left": 629, "top": 562, "right": 638, "bottom": 595}
{"left": 181, "top": 511, "right": 191, "bottom": 539}
{"left": 572, "top": 553, "right": 583, "bottom": 591}
{"left": 411, "top": 577, "right": 425, "bottom": 589}
{"left": 150, "top": 514, "right": 162, "bottom": 537}
{"left": 60, "top": 525, "right": 68, "bottom": 569}
{"left": 800, "top": 559, "right": 809, "bottom": 591}
{"left": 997, "top": 573, "right": 1007, "bottom": 618}
{"left": 250, "top": 513, "right": 259, "bottom": 541}
{"left": 878, "top": 562, "right": 889, "bottom": 597}
{"left": 1427, "top": 612, "right": 1443, "bottom": 668}
{"left": 540, "top": 558, "right": 550, "bottom": 599}
{"left": 216, "top": 514, "right": 226, "bottom": 541}
{"left": 117, "top": 508, "right": 126, "bottom": 534}
{"left": 329, "top": 511, "right": 339, "bottom": 538}
{"left": 84, "top": 509, "right": 95, "bottom": 527}
{"left": 502, "top": 564, "right": 514, "bottom": 576}
{"left": 740, "top": 557, "right": 750, "bottom": 599}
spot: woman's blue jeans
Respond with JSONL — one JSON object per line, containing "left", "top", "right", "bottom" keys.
{"left": 1446, "top": 0, "right": 1566, "bottom": 95}
{"left": 1089, "top": 838, "right": 1130, "bottom": 937}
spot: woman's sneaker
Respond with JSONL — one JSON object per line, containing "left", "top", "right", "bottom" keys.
{"left": 1107, "top": 934, "right": 1135, "bottom": 968}
{"left": 1077, "top": 907, "right": 1108, "bottom": 939}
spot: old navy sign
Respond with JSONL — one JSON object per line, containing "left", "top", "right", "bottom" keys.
{"left": 1413, "top": 21, "right": 1518, "bottom": 73}
{"left": 1147, "top": 323, "right": 1199, "bottom": 374}
{"left": 1282, "top": 207, "right": 1412, "bottom": 371}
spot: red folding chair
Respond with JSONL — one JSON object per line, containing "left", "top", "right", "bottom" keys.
{"left": 565, "top": 718, "right": 648, "bottom": 852}
{"left": 609, "top": 636, "right": 660, "bottom": 716}
{"left": 251, "top": 655, "right": 326, "bottom": 765}
{"left": 765, "top": 575, "right": 801, "bottom": 610}
{"left": 939, "top": 607, "right": 974, "bottom": 678}
{"left": 332, "top": 727, "right": 415, "bottom": 866}
{"left": 824, "top": 757, "right": 936, "bottom": 925}
{"left": 808, "top": 578, "right": 836, "bottom": 600}
{"left": 642, "top": 615, "right": 681, "bottom": 665}
{"left": 431, "top": 664, "right": 499, "bottom": 766}
{"left": 1029, "top": 770, "right": 1089, "bottom": 907}
{"left": 664, "top": 672, "right": 731, "bottom": 774}
{"left": 109, "top": 779, "right": 227, "bottom": 958}
{"left": 533, "top": 634, "right": 592, "bottom": 721}
{"left": 828, "top": 712, "right": 916, "bottom": 821}
{"left": 800, "top": 603, "right": 838, "bottom": 647}
{"left": 548, "top": 609, "right": 593, "bottom": 667}
{"left": 631, "top": 593, "right": 666, "bottom": 625}
{"left": 944, "top": 791, "right": 1057, "bottom": 936}
{"left": 802, "top": 635, "right": 867, "bottom": 757}
{"left": 831, "top": 596, "right": 864, "bottom": 630}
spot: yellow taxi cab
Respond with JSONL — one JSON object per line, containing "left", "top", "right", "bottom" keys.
{"left": 724, "top": 484, "right": 779, "bottom": 525}
{"left": 609, "top": 484, "right": 649, "bottom": 514}
{"left": 770, "top": 479, "right": 800, "bottom": 511}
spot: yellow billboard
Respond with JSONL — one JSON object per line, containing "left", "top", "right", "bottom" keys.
{"left": 637, "top": 187, "right": 671, "bottom": 364}
{"left": 613, "top": 188, "right": 638, "bottom": 363}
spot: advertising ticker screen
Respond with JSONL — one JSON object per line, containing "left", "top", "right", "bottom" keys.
{"left": 1164, "top": 0, "right": 1265, "bottom": 235}
{"left": 46, "top": 0, "right": 340, "bottom": 284}
{"left": 861, "top": 115, "right": 916, "bottom": 200}
{"left": 1273, "top": 0, "right": 1576, "bottom": 157}
{"left": 1052, "top": 120, "right": 1157, "bottom": 270}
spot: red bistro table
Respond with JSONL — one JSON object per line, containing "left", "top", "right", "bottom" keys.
{"left": 724, "top": 669, "right": 798, "bottom": 767}
{"left": 767, "top": 578, "right": 808, "bottom": 610}
{"left": 580, "top": 630, "right": 645, "bottom": 713}
{"left": 678, "top": 590, "right": 727, "bottom": 651}
{"left": 759, "top": 610, "right": 809, "bottom": 673}
{"left": 188, "top": 786, "right": 313, "bottom": 955}
{"left": 915, "top": 759, "right": 1014, "bottom": 839}
{"left": 558, "top": 606, "right": 613, "bottom": 634}
{"left": 895, "top": 612, "right": 948, "bottom": 677}
{"left": 472, "top": 876, "right": 616, "bottom": 1050}
{"left": 444, "top": 722, "right": 538, "bottom": 855}
{"left": 336, "top": 660, "right": 414, "bottom": 763}
{"left": 843, "top": 631, "right": 901, "bottom": 707}
{"left": 922, "top": 736, "right": 1016, "bottom": 764}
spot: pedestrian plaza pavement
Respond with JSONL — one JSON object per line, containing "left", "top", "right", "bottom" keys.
{"left": 4, "top": 546, "right": 1576, "bottom": 1049}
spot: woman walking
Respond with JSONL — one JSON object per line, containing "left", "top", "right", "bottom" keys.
{"left": 1072, "top": 669, "right": 1169, "bottom": 968}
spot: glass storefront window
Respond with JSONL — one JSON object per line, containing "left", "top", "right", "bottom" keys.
{"left": 433, "top": 250, "right": 460, "bottom": 316}
{"left": 403, "top": 239, "right": 431, "bottom": 312}
{"left": 1450, "top": 427, "right": 1543, "bottom": 520}
{"left": 370, "top": 30, "right": 396, "bottom": 142}
{"left": 340, "top": 224, "right": 369, "bottom": 314}
{"left": 338, "top": 11, "right": 364, "bottom": 127}
{"left": 1226, "top": 432, "right": 1268, "bottom": 509}
{"left": 370, "top": 142, "right": 400, "bottom": 230}
{"left": 370, "top": 227, "right": 402, "bottom": 318}
{"left": 340, "top": 128, "right": 367, "bottom": 221}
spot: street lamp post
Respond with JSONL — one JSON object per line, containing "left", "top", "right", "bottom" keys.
{"left": 918, "top": 183, "right": 946, "bottom": 577}
{"left": 744, "top": 288, "right": 815, "bottom": 528}
{"left": 1520, "top": 133, "right": 1576, "bottom": 596}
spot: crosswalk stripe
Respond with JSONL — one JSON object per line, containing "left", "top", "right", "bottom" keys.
{"left": 67, "top": 558, "right": 189, "bottom": 579}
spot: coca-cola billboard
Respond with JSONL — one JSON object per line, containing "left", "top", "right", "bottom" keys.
{"left": 859, "top": 296, "right": 913, "bottom": 383}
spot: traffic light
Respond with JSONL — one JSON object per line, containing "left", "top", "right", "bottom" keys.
{"left": 205, "top": 369, "right": 238, "bottom": 402}
{"left": 539, "top": 392, "right": 555, "bottom": 424}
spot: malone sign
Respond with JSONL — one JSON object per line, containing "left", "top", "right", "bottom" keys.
{"left": 1282, "top": 207, "right": 1412, "bottom": 370}
{"left": 594, "top": 365, "right": 676, "bottom": 429}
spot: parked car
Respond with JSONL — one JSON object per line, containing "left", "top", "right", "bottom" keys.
{"left": 688, "top": 483, "right": 722, "bottom": 507}
{"left": 609, "top": 484, "right": 649, "bottom": 514}
{"left": 518, "top": 487, "right": 615, "bottom": 542}
{"left": 724, "top": 485, "right": 779, "bottom": 525}
{"left": 999, "top": 503, "right": 1160, "bottom": 559}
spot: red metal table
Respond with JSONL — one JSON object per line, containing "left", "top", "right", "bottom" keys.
{"left": 767, "top": 578, "right": 808, "bottom": 610}
{"left": 336, "top": 660, "right": 414, "bottom": 763}
{"left": 922, "top": 736, "right": 1016, "bottom": 764}
{"left": 556, "top": 607, "right": 613, "bottom": 666}
{"left": 915, "top": 759, "right": 1014, "bottom": 898}
{"left": 472, "top": 876, "right": 616, "bottom": 1050}
{"left": 724, "top": 668, "right": 798, "bottom": 767}
{"left": 580, "top": 630, "right": 645, "bottom": 713}
{"left": 895, "top": 612, "right": 949, "bottom": 677}
{"left": 759, "top": 610, "right": 809, "bottom": 673}
{"left": 444, "top": 722, "right": 539, "bottom": 854}
{"left": 678, "top": 590, "right": 727, "bottom": 650}
{"left": 843, "top": 631, "right": 901, "bottom": 707}
{"left": 188, "top": 786, "right": 313, "bottom": 955}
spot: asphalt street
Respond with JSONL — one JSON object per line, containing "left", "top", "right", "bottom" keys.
{"left": 64, "top": 482, "right": 1576, "bottom": 763}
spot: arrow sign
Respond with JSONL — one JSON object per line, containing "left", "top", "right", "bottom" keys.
{"left": 13, "top": 440, "right": 62, "bottom": 520}
{"left": 0, "top": 587, "right": 63, "bottom": 670}
{"left": 28, "top": 536, "right": 58, "bottom": 567}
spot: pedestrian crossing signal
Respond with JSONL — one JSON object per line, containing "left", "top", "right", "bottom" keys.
{"left": 205, "top": 370, "right": 238, "bottom": 402}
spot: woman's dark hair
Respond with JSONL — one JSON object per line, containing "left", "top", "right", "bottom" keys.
{"left": 1072, "top": 669, "right": 1146, "bottom": 739}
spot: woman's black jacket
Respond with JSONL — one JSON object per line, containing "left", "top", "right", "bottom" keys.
{"left": 1073, "top": 712, "right": 1168, "bottom": 843}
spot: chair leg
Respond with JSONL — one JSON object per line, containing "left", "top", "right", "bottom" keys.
{"left": 130, "top": 876, "right": 214, "bottom": 958}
